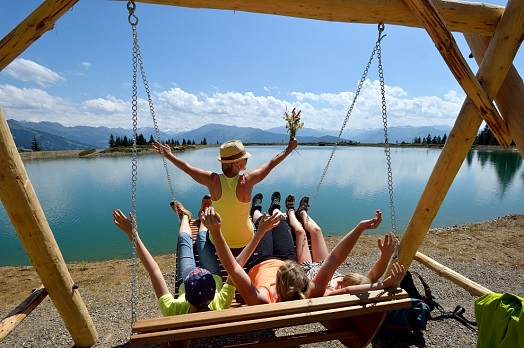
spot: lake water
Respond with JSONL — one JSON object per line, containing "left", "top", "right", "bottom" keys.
{"left": 1, "top": 146, "right": 522, "bottom": 266}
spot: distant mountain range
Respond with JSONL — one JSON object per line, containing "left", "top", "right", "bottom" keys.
{"left": 7, "top": 119, "right": 452, "bottom": 151}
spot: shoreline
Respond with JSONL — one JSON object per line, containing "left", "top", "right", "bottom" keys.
{"left": 17, "top": 144, "right": 519, "bottom": 161}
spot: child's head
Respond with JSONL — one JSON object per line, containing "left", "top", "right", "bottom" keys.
{"left": 276, "top": 261, "right": 311, "bottom": 301}
{"left": 184, "top": 267, "right": 216, "bottom": 308}
{"left": 339, "top": 272, "right": 371, "bottom": 288}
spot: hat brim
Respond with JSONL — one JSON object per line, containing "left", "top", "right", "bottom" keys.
{"left": 217, "top": 151, "right": 251, "bottom": 163}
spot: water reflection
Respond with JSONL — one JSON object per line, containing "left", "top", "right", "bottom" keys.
{"left": 473, "top": 150, "right": 523, "bottom": 196}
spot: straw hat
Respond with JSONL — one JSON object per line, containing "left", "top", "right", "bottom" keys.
{"left": 217, "top": 140, "right": 251, "bottom": 163}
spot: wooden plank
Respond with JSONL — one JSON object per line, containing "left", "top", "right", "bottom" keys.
{"left": 134, "top": 0, "right": 505, "bottom": 36}
{"left": 133, "top": 289, "right": 408, "bottom": 333}
{"left": 465, "top": 33, "right": 524, "bottom": 157}
{"left": 0, "top": 107, "right": 98, "bottom": 347}
{"left": 0, "top": 286, "right": 48, "bottom": 342}
{"left": 0, "top": 0, "right": 78, "bottom": 71}
{"left": 414, "top": 252, "right": 492, "bottom": 296}
{"left": 402, "top": 0, "right": 511, "bottom": 147}
{"left": 131, "top": 297, "right": 411, "bottom": 346}
{"left": 397, "top": 0, "right": 524, "bottom": 270}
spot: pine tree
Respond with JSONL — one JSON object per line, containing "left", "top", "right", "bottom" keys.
{"left": 31, "top": 136, "right": 41, "bottom": 151}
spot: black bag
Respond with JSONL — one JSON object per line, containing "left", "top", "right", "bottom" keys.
{"left": 400, "top": 270, "right": 437, "bottom": 311}
{"left": 382, "top": 271, "right": 434, "bottom": 332}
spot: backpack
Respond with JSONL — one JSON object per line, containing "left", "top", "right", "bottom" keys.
{"left": 381, "top": 270, "right": 478, "bottom": 333}
{"left": 381, "top": 271, "right": 435, "bottom": 332}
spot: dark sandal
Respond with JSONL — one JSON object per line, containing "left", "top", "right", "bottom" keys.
{"left": 285, "top": 194, "right": 295, "bottom": 212}
{"left": 198, "top": 194, "right": 212, "bottom": 218}
{"left": 296, "top": 196, "right": 310, "bottom": 221}
{"left": 269, "top": 191, "right": 281, "bottom": 215}
{"left": 250, "top": 192, "right": 263, "bottom": 216}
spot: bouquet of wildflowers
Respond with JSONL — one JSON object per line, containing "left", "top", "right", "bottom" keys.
{"left": 284, "top": 107, "right": 304, "bottom": 139}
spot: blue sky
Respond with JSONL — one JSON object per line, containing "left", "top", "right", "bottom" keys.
{"left": 0, "top": 0, "right": 521, "bottom": 133}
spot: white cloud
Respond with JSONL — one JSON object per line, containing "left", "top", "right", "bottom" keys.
{"left": 0, "top": 77, "right": 465, "bottom": 131}
{"left": 3, "top": 58, "right": 65, "bottom": 87}
{"left": 81, "top": 62, "right": 92, "bottom": 70}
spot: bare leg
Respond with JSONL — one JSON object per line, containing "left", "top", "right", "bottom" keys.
{"left": 287, "top": 208, "right": 312, "bottom": 263}
{"left": 300, "top": 210, "right": 329, "bottom": 262}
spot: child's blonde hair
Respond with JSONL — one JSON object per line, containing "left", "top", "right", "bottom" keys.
{"left": 342, "top": 272, "right": 371, "bottom": 287}
{"left": 276, "top": 261, "right": 311, "bottom": 301}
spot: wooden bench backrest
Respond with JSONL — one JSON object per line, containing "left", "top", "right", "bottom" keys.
{"left": 131, "top": 289, "right": 410, "bottom": 347}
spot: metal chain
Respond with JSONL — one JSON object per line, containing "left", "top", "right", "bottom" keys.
{"left": 309, "top": 24, "right": 386, "bottom": 212}
{"left": 128, "top": 0, "right": 139, "bottom": 328}
{"left": 376, "top": 24, "right": 399, "bottom": 260}
{"left": 128, "top": 3, "right": 176, "bottom": 206}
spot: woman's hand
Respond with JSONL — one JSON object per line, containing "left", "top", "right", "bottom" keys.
{"left": 360, "top": 210, "right": 383, "bottom": 230}
{"left": 112, "top": 209, "right": 133, "bottom": 238}
{"left": 152, "top": 141, "right": 172, "bottom": 156}
{"left": 257, "top": 211, "right": 283, "bottom": 234}
{"left": 382, "top": 262, "right": 406, "bottom": 288}
{"left": 201, "top": 207, "right": 222, "bottom": 235}
{"left": 378, "top": 231, "right": 396, "bottom": 259}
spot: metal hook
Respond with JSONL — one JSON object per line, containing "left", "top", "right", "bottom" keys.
{"left": 378, "top": 23, "right": 386, "bottom": 42}
{"left": 127, "top": 0, "right": 139, "bottom": 26}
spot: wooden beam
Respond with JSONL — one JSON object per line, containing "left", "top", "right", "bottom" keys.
{"left": 397, "top": 0, "right": 524, "bottom": 270}
{"left": 0, "top": 286, "right": 48, "bottom": 342}
{"left": 0, "top": 107, "right": 98, "bottom": 347}
{"left": 414, "top": 252, "right": 491, "bottom": 296}
{"left": 133, "top": 0, "right": 505, "bottom": 36}
{"left": 465, "top": 34, "right": 524, "bottom": 157}
{"left": 0, "top": 0, "right": 78, "bottom": 72}
{"left": 402, "top": 0, "right": 512, "bottom": 147}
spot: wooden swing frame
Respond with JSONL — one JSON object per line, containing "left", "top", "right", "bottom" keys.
{"left": 0, "top": 0, "right": 523, "bottom": 347}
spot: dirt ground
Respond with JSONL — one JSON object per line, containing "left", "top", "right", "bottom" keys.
{"left": 1, "top": 214, "right": 522, "bottom": 310}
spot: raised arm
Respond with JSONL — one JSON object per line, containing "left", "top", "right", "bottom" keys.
{"left": 234, "top": 212, "right": 283, "bottom": 267}
{"left": 366, "top": 232, "right": 396, "bottom": 283}
{"left": 152, "top": 141, "right": 213, "bottom": 187}
{"left": 327, "top": 262, "right": 405, "bottom": 296}
{"left": 243, "top": 138, "right": 298, "bottom": 187}
{"left": 310, "top": 210, "right": 383, "bottom": 298}
{"left": 112, "top": 209, "right": 169, "bottom": 299}
{"left": 201, "top": 207, "right": 271, "bottom": 305}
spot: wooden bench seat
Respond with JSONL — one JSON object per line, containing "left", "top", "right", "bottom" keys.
{"left": 131, "top": 289, "right": 410, "bottom": 347}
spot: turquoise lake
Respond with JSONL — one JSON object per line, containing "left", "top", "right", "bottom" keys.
{"left": 1, "top": 145, "right": 522, "bottom": 266}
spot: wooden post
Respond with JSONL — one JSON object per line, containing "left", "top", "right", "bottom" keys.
{"left": 0, "top": 0, "right": 78, "bottom": 71}
{"left": 0, "top": 286, "right": 48, "bottom": 342}
{"left": 396, "top": 0, "right": 524, "bottom": 270}
{"left": 402, "top": 0, "right": 511, "bottom": 147}
{"left": 465, "top": 34, "right": 524, "bottom": 158}
{"left": 0, "top": 107, "right": 98, "bottom": 347}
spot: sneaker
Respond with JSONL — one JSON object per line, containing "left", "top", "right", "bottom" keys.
{"left": 250, "top": 193, "right": 263, "bottom": 217}
{"left": 296, "top": 196, "right": 309, "bottom": 222}
{"left": 269, "top": 191, "right": 281, "bottom": 215}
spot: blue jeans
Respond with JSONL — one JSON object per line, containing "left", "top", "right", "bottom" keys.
{"left": 176, "top": 232, "right": 197, "bottom": 286}
{"left": 196, "top": 230, "right": 221, "bottom": 276}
